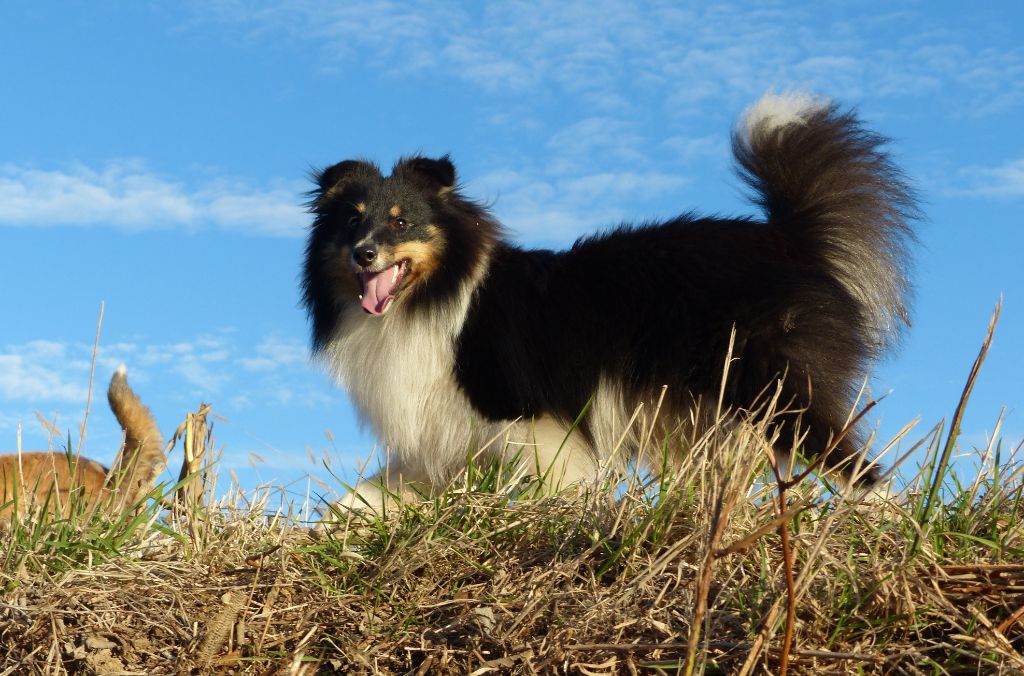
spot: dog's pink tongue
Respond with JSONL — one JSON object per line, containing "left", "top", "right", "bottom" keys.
{"left": 360, "top": 265, "right": 400, "bottom": 315}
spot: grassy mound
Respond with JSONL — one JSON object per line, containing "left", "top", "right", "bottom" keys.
{"left": 3, "top": 307, "right": 1020, "bottom": 674}
{"left": 2, "top": 409, "right": 1022, "bottom": 674}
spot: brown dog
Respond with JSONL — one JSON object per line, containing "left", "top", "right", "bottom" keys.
{"left": 0, "top": 365, "right": 166, "bottom": 519}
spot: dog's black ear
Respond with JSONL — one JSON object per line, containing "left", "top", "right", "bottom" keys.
{"left": 395, "top": 155, "right": 457, "bottom": 198}
{"left": 309, "top": 160, "right": 380, "bottom": 212}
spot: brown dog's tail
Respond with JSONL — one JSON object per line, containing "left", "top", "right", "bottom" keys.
{"left": 106, "top": 365, "right": 166, "bottom": 507}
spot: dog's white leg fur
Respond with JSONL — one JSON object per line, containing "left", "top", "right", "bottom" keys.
{"left": 329, "top": 415, "right": 598, "bottom": 519}
{"left": 333, "top": 458, "right": 431, "bottom": 514}
{"left": 522, "top": 416, "right": 599, "bottom": 492}
{"left": 852, "top": 476, "right": 897, "bottom": 504}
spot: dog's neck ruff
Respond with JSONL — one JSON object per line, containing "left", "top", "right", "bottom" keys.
{"left": 322, "top": 250, "right": 497, "bottom": 481}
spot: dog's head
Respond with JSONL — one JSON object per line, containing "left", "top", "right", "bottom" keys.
{"left": 304, "top": 156, "right": 499, "bottom": 342}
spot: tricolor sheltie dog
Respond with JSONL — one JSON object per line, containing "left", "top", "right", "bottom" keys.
{"left": 303, "top": 93, "right": 916, "bottom": 510}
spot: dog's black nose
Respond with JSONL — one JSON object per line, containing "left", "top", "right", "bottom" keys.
{"left": 353, "top": 246, "right": 377, "bottom": 267}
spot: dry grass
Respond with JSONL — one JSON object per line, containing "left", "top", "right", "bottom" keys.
{"left": 3, "top": 307, "right": 1022, "bottom": 675}
{"left": 3, "top": 415, "right": 1023, "bottom": 675}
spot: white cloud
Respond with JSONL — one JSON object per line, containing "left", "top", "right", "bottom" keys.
{"left": 958, "top": 159, "right": 1024, "bottom": 198}
{"left": 239, "top": 335, "right": 310, "bottom": 372}
{"left": 472, "top": 168, "right": 689, "bottom": 244}
{"left": 177, "top": 353, "right": 233, "bottom": 392}
{"left": 197, "top": 1, "right": 1024, "bottom": 118}
{"left": 0, "top": 162, "right": 308, "bottom": 236}
{"left": 0, "top": 335, "right": 238, "bottom": 403}
{"left": 545, "top": 117, "right": 649, "bottom": 175}
{"left": 0, "top": 341, "right": 88, "bottom": 403}
{"left": 203, "top": 189, "right": 306, "bottom": 237}
{"left": 561, "top": 172, "right": 689, "bottom": 202}
{"left": 129, "top": 334, "right": 235, "bottom": 391}
{"left": 0, "top": 161, "right": 196, "bottom": 230}
{"left": 661, "top": 134, "right": 728, "bottom": 162}
{"left": 0, "top": 332, "right": 331, "bottom": 416}
{"left": 185, "top": 1, "right": 1024, "bottom": 251}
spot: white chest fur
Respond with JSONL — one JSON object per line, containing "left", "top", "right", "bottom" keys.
{"left": 320, "top": 256, "right": 606, "bottom": 491}
{"left": 322, "top": 298, "right": 506, "bottom": 483}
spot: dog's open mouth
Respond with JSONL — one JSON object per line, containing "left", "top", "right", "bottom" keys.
{"left": 358, "top": 260, "right": 410, "bottom": 315}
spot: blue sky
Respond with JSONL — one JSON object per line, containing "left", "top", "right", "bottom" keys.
{"left": 1, "top": 1, "right": 1021, "bottom": 508}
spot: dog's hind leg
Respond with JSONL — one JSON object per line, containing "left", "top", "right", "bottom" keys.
{"left": 518, "top": 416, "right": 601, "bottom": 493}
{"left": 773, "top": 399, "right": 881, "bottom": 491}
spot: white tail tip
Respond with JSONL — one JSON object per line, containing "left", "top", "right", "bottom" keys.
{"left": 739, "top": 90, "right": 829, "bottom": 145}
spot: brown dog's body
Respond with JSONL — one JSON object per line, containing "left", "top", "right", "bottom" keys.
{"left": 0, "top": 366, "right": 165, "bottom": 519}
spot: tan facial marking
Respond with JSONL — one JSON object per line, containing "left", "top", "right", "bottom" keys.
{"left": 355, "top": 202, "right": 366, "bottom": 213}
{"left": 389, "top": 205, "right": 402, "bottom": 218}
{"left": 393, "top": 230, "right": 446, "bottom": 284}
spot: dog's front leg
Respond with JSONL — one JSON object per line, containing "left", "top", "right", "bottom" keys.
{"left": 330, "top": 455, "right": 432, "bottom": 516}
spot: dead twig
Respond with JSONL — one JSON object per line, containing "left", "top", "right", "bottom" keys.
{"left": 912, "top": 298, "right": 1001, "bottom": 554}
{"left": 75, "top": 301, "right": 105, "bottom": 456}
{"left": 566, "top": 641, "right": 884, "bottom": 664}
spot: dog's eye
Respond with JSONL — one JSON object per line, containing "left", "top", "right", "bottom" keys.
{"left": 347, "top": 215, "right": 360, "bottom": 228}
{"left": 395, "top": 217, "right": 409, "bottom": 229}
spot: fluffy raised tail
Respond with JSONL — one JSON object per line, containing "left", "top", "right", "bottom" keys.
{"left": 107, "top": 365, "right": 166, "bottom": 506}
{"left": 733, "top": 92, "right": 918, "bottom": 353}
